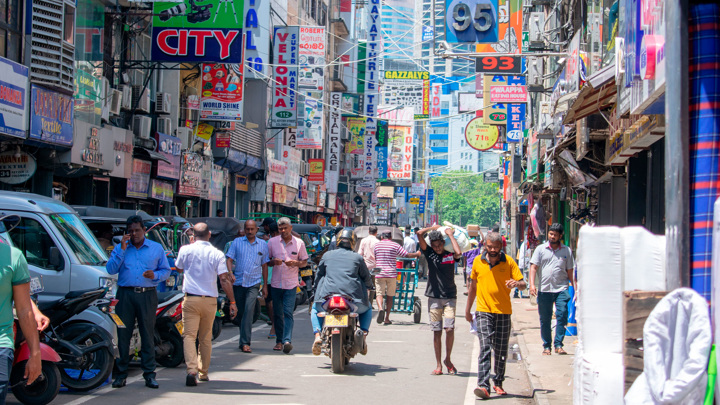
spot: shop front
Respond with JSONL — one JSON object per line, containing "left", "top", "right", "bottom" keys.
{"left": 152, "top": 132, "right": 182, "bottom": 215}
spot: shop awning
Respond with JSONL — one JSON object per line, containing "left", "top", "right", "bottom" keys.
{"left": 133, "top": 147, "right": 171, "bottom": 165}
{"left": 563, "top": 64, "right": 617, "bottom": 125}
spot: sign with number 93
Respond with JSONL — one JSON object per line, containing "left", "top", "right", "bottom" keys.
{"left": 445, "top": 0, "right": 499, "bottom": 43}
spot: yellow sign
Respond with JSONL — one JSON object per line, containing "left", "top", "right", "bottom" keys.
{"left": 193, "top": 122, "right": 214, "bottom": 142}
{"left": 384, "top": 71, "right": 430, "bottom": 80}
{"left": 483, "top": 75, "right": 509, "bottom": 125}
{"left": 410, "top": 197, "right": 420, "bottom": 205}
{"left": 465, "top": 118, "right": 500, "bottom": 151}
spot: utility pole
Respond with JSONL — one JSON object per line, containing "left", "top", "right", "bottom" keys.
{"left": 509, "top": 144, "right": 517, "bottom": 258}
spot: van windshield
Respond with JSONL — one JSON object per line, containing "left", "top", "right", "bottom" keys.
{"left": 50, "top": 214, "right": 108, "bottom": 265}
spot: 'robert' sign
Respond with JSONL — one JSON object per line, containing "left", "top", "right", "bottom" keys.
{"left": 152, "top": 0, "right": 244, "bottom": 62}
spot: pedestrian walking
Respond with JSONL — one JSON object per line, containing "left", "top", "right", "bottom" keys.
{"left": 357, "top": 225, "right": 380, "bottom": 270}
{"left": 175, "top": 223, "right": 237, "bottom": 386}
{"left": 465, "top": 232, "right": 526, "bottom": 399}
{"left": 528, "top": 223, "right": 574, "bottom": 355}
{"left": 225, "top": 220, "right": 270, "bottom": 353}
{"left": 403, "top": 227, "right": 417, "bottom": 253}
{"left": 268, "top": 217, "right": 308, "bottom": 354}
{"left": 373, "top": 231, "right": 421, "bottom": 325}
{"left": 416, "top": 225, "right": 462, "bottom": 376}
{"left": 265, "top": 222, "right": 280, "bottom": 339}
{"left": 106, "top": 215, "right": 171, "bottom": 389}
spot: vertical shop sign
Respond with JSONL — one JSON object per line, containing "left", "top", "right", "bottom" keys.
{"left": 308, "top": 159, "right": 324, "bottom": 183}
{"left": 376, "top": 120, "right": 388, "bottom": 180}
{"left": 327, "top": 92, "right": 341, "bottom": 192}
{"left": 0, "top": 57, "right": 28, "bottom": 139}
{"left": 506, "top": 103, "right": 525, "bottom": 142}
{"left": 200, "top": 63, "right": 244, "bottom": 121}
{"left": 296, "top": 92, "right": 323, "bottom": 149}
{"left": 271, "top": 26, "right": 299, "bottom": 127}
{"left": 364, "top": 0, "right": 381, "bottom": 180}
{"left": 127, "top": 159, "right": 151, "bottom": 198}
{"left": 387, "top": 125, "right": 413, "bottom": 180}
{"left": 243, "top": 0, "right": 270, "bottom": 78}
{"left": 345, "top": 117, "right": 365, "bottom": 154}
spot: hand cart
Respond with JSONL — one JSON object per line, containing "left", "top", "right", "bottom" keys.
{"left": 391, "top": 257, "right": 422, "bottom": 323}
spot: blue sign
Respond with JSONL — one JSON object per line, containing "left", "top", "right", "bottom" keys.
{"left": 422, "top": 26, "right": 433, "bottom": 42}
{"left": 29, "top": 85, "right": 74, "bottom": 146}
{"left": 445, "top": 0, "right": 499, "bottom": 43}
{"left": 395, "top": 186, "right": 404, "bottom": 194}
{"left": 427, "top": 189, "right": 434, "bottom": 200}
{"left": 507, "top": 104, "right": 525, "bottom": 143}
{"left": 418, "top": 195, "right": 426, "bottom": 214}
{"left": 0, "top": 57, "right": 28, "bottom": 139}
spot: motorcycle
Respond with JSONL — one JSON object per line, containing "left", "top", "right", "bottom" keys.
{"left": 316, "top": 294, "right": 366, "bottom": 374}
{"left": 38, "top": 287, "right": 119, "bottom": 392}
{"left": 10, "top": 278, "right": 62, "bottom": 405}
{"left": 118, "top": 290, "right": 185, "bottom": 368}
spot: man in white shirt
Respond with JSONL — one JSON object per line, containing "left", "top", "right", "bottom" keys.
{"left": 358, "top": 226, "right": 380, "bottom": 270}
{"left": 403, "top": 227, "right": 417, "bottom": 253}
{"left": 175, "top": 223, "right": 237, "bottom": 386}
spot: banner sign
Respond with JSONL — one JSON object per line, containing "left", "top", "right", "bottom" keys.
{"left": 387, "top": 125, "right": 413, "bottom": 180}
{"left": 411, "top": 182, "right": 426, "bottom": 196}
{"left": 341, "top": 93, "right": 362, "bottom": 116}
{"left": 475, "top": 0, "right": 523, "bottom": 54}
{"left": 376, "top": 120, "right": 388, "bottom": 180}
{"left": 364, "top": 0, "right": 381, "bottom": 180}
{"left": 243, "top": 0, "right": 270, "bottom": 78}
{"left": 419, "top": 195, "right": 426, "bottom": 214}
{"left": 150, "top": 179, "right": 174, "bottom": 202}
{"left": 127, "top": 159, "right": 151, "bottom": 198}
{"left": 381, "top": 71, "right": 430, "bottom": 115}
{"left": 298, "top": 27, "right": 325, "bottom": 90}
{"left": 346, "top": 117, "right": 365, "bottom": 154}
{"left": 200, "top": 63, "right": 244, "bottom": 121}
{"left": 308, "top": 159, "right": 324, "bottom": 182}
{"left": 445, "top": 0, "right": 499, "bottom": 43}
{"left": 506, "top": 103, "right": 525, "bottom": 142}
{"left": 155, "top": 132, "right": 182, "bottom": 179}
{"left": 466, "top": 117, "right": 500, "bottom": 150}
{"left": 178, "top": 153, "right": 205, "bottom": 197}
{"left": 327, "top": 92, "right": 341, "bottom": 174}
{"left": 193, "top": 122, "right": 214, "bottom": 143}
{"left": 273, "top": 183, "right": 287, "bottom": 203}
{"left": 0, "top": 151, "right": 36, "bottom": 184}
{"left": 270, "top": 26, "right": 299, "bottom": 127}
{"left": 266, "top": 157, "right": 286, "bottom": 186}
{"left": 489, "top": 85, "right": 528, "bottom": 103}
{"left": 281, "top": 145, "right": 301, "bottom": 188}
{"left": 296, "top": 92, "right": 323, "bottom": 149}
{"left": 29, "top": 85, "right": 73, "bottom": 146}
{"left": 152, "top": 0, "right": 244, "bottom": 62}
{"left": 0, "top": 57, "right": 28, "bottom": 139}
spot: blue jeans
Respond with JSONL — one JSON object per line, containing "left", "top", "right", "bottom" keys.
{"left": 271, "top": 287, "right": 296, "bottom": 344}
{"left": 538, "top": 289, "right": 571, "bottom": 349}
{"left": 311, "top": 302, "right": 372, "bottom": 334}
{"left": 0, "top": 347, "right": 12, "bottom": 404}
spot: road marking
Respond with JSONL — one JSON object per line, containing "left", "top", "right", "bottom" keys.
{"left": 300, "top": 374, "right": 349, "bottom": 377}
{"left": 370, "top": 340, "right": 403, "bottom": 343}
{"left": 464, "top": 337, "right": 480, "bottom": 405}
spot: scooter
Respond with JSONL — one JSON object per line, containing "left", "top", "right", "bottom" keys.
{"left": 316, "top": 294, "right": 365, "bottom": 374}
{"left": 10, "top": 278, "right": 62, "bottom": 405}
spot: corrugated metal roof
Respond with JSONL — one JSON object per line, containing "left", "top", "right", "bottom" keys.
{"left": 230, "top": 126, "right": 264, "bottom": 158}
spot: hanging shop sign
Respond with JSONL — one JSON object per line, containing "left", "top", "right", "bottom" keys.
{"left": 364, "top": 0, "right": 381, "bottom": 180}
{"left": 298, "top": 27, "right": 325, "bottom": 91}
{"left": 483, "top": 171, "right": 499, "bottom": 183}
{"left": 411, "top": 182, "right": 426, "bottom": 196}
{"left": 296, "top": 91, "right": 323, "bottom": 149}
{"left": 381, "top": 71, "right": 430, "bottom": 115}
{"left": 127, "top": 159, "right": 151, "bottom": 198}
{"left": 489, "top": 85, "right": 528, "bottom": 103}
{"left": 215, "top": 132, "right": 231, "bottom": 147}
{"left": 0, "top": 151, "right": 36, "bottom": 185}
{"left": 308, "top": 159, "right": 324, "bottom": 183}
{"left": 152, "top": 0, "right": 244, "bottom": 62}
{"left": 474, "top": 0, "right": 523, "bottom": 53}
{"left": 208, "top": 165, "right": 225, "bottom": 201}
{"left": 273, "top": 183, "right": 287, "bottom": 204}
{"left": 427, "top": 189, "right": 434, "bottom": 200}
{"left": 506, "top": 103, "right": 525, "bottom": 142}
{"left": 376, "top": 120, "right": 389, "bottom": 180}
{"left": 475, "top": 56, "right": 522, "bottom": 74}
{"left": 155, "top": 132, "right": 182, "bottom": 180}
{"left": 243, "top": 0, "right": 270, "bottom": 78}
{"left": 465, "top": 118, "right": 499, "bottom": 150}
{"left": 356, "top": 181, "right": 374, "bottom": 193}
{"left": 193, "top": 122, "right": 214, "bottom": 143}
{"left": 74, "top": 69, "right": 102, "bottom": 119}
{"left": 178, "top": 152, "right": 205, "bottom": 197}
{"left": 235, "top": 174, "right": 248, "bottom": 191}
{"left": 341, "top": 94, "right": 362, "bottom": 117}
{"left": 387, "top": 125, "right": 413, "bottom": 180}
{"left": 200, "top": 63, "right": 244, "bottom": 121}
{"left": 0, "top": 57, "right": 28, "bottom": 139}
{"left": 445, "top": 0, "right": 499, "bottom": 43}
{"left": 566, "top": 29, "right": 582, "bottom": 93}
{"left": 270, "top": 26, "right": 299, "bottom": 127}
{"left": 346, "top": 117, "right": 365, "bottom": 154}
{"left": 483, "top": 74, "right": 524, "bottom": 125}
{"left": 327, "top": 92, "right": 341, "bottom": 173}
{"left": 150, "top": 179, "right": 174, "bottom": 202}
{"left": 29, "top": 85, "right": 74, "bottom": 147}
{"left": 281, "top": 145, "right": 301, "bottom": 189}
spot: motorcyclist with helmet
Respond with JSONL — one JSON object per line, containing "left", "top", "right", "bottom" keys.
{"left": 310, "top": 229, "right": 373, "bottom": 356}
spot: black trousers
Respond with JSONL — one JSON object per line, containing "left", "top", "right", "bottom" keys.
{"left": 113, "top": 287, "right": 158, "bottom": 379}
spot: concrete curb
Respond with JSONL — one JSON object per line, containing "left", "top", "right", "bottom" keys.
{"left": 514, "top": 315, "right": 552, "bottom": 405}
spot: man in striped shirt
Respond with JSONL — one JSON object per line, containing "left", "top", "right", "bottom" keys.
{"left": 226, "top": 220, "right": 270, "bottom": 353}
{"left": 373, "top": 231, "right": 421, "bottom": 324}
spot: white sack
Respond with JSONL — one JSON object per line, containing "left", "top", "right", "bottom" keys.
{"left": 620, "top": 226, "right": 666, "bottom": 291}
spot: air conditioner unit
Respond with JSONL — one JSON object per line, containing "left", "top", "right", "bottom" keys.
{"left": 300, "top": 162, "right": 309, "bottom": 176}
{"left": 340, "top": 127, "right": 349, "bottom": 141}
{"left": 528, "top": 13, "right": 545, "bottom": 44}
{"left": 176, "top": 127, "right": 192, "bottom": 150}
{"left": 120, "top": 85, "right": 132, "bottom": 110}
{"left": 109, "top": 89, "right": 122, "bottom": 115}
{"left": 101, "top": 77, "right": 111, "bottom": 103}
{"left": 527, "top": 57, "right": 545, "bottom": 91}
{"left": 132, "top": 85, "right": 151, "bottom": 113}
{"left": 157, "top": 117, "right": 172, "bottom": 135}
{"left": 155, "top": 92, "right": 171, "bottom": 115}
{"left": 133, "top": 115, "right": 152, "bottom": 139}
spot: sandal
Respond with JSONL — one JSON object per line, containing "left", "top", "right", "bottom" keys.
{"left": 542, "top": 349, "right": 552, "bottom": 355}
{"left": 273, "top": 343, "right": 283, "bottom": 351}
{"left": 444, "top": 360, "right": 457, "bottom": 375}
{"left": 383, "top": 320, "right": 392, "bottom": 325}
{"left": 240, "top": 345, "right": 252, "bottom": 353}
{"left": 431, "top": 369, "right": 443, "bottom": 375}
{"left": 493, "top": 386, "right": 507, "bottom": 396}
{"left": 555, "top": 347, "right": 568, "bottom": 355}
{"left": 267, "top": 333, "right": 276, "bottom": 339}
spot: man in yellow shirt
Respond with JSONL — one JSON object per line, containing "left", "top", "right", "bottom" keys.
{"left": 465, "top": 232, "right": 526, "bottom": 400}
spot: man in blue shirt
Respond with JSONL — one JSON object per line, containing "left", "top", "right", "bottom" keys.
{"left": 107, "top": 215, "right": 171, "bottom": 389}
{"left": 226, "top": 219, "right": 269, "bottom": 353}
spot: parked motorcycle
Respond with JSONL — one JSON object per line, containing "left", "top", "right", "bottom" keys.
{"left": 38, "top": 287, "right": 120, "bottom": 392}
{"left": 316, "top": 294, "right": 365, "bottom": 374}
{"left": 118, "top": 291, "right": 185, "bottom": 368}
{"left": 10, "top": 278, "right": 62, "bottom": 405}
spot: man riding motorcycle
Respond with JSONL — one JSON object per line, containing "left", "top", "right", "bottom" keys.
{"left": 311, "top": 229, "right": 373, "bottom": 356}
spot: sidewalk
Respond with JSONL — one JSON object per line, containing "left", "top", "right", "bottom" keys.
{"left": 512, "top": 296, "right": 575, "bottom": 405}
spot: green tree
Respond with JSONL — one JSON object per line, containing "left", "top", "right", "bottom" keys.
{"left": 431, "top": 171, "right": 501, "bottom": 227}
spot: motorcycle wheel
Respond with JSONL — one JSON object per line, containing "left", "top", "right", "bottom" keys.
{"left": 330, "top": 333, "right": 345, "bottom": 374}
{"left": 156, "top": 331, "right": 184, "bottom": 368}
{"left": 10, "top": 361, "right": 61, "bottom": 405}
{"left": 55, "top": 325, "right": 114, "bottom": 392}
{"left": 212, "top": 318, "right": 222, "bottom": 341}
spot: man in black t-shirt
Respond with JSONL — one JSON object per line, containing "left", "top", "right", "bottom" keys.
{"left": 417, "top": 225, "right": 462, "bottom": 376}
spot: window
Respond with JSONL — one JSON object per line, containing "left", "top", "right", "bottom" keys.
{"left": 64, "top": 3, "right": 75, "bottom": 44}
{"left": 0, "top": 0, "right": 21, "bottom": 62}
{"left": 50, "top": 214, "right": 107, "bottom": 265}
{"left": 9, "top": 218, "right": 65, "bottom": 270}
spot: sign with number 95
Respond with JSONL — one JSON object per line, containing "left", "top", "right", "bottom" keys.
{"left": 445, "top": 0, "right": 499, "bottom": 43}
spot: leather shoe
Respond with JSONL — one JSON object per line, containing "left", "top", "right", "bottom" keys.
{"left": 111, "top": 377, "right": 126, "bottom": 388}
{"left": 145, "top": 377, "right": 159, "bottom": 389}
{"left": 186, "top": 373, "right": 197, "bottom": 387}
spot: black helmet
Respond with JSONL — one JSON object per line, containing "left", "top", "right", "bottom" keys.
{"left": 337, "top": 229, "right": 355, "bottom": 250}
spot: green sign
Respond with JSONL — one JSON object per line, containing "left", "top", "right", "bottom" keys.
{"left": 276, "top": 111, "right": 293, "bottom": 118}
{"left": 522, "top": 31, "right": 529, "bottom": 53}
{"left": 489, "top": 112, "right": 507, "bottom": 122}
{"left": 153, "top": 0, "right": 244, "bottom": 29}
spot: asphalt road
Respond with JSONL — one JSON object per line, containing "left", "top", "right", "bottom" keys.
{"left": 9, "top": 274, "right": 534, "bottom": 405}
